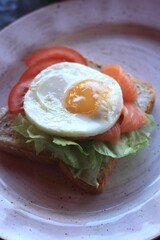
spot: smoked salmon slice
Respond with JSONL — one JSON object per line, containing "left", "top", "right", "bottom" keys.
{"left": 93, "top": 122, "right": 121, "bottom": 142}
{"left": 69, "top": 64, "right": 147, "bottom": 142}
{"left": 70, "top": 123, "right": 121, "bottom": 142}
{"left": 75, "top": 103, "right": 147, "bottom": 142}
{"left": 101, "top": 64, "right": 138, "bottom": 102}
{"left": 120, "top": 102, "right": 147, "bottom": 133}
{"left": 94, "top": 102, "right": 147, "bottom": 140}
{"left": 92, "top": 103, "right": 147, "bottom": 140}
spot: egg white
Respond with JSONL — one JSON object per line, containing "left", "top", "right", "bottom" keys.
{"left": 24, "top": 62, "right": 123, "bottom": 137}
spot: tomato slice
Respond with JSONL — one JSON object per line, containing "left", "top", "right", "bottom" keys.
{"left": 18, "top": 58, "right": 65, "bottom": 83}
{"left": 8, "top": 81, "right": 30, "bottom": 114}
{"left": 8, "top": 59, "right": 62, "bottom": 114}
{"left": 8, "top": 46, "right": 87, "bottom": 114}
{"left": 25, "top": 46, "right": 88, "bottom": 67}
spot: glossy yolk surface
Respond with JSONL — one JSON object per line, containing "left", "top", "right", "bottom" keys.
{"left": 65, "top": 79, "right": 109, "bottom": 115}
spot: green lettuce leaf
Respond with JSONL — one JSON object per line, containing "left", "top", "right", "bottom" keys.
{"left": 93, "top": 114, "right": 154, "bottom": 158}
{"left": 12, "top": 114, "right": 155, "bottom": 187}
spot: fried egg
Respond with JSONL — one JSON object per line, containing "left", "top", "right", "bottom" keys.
{"left": 24, "top": 62, "right": 123, "bottom": 137}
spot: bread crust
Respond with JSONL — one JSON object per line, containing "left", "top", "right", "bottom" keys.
{"left": 59, "top": 158, "right": 118, "bottom": 193}
{"left": 132, "top": 78, "right": 156, "bottom": 113}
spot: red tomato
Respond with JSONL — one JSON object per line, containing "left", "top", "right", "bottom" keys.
{"left": 8, "top": 46, "right": 87, "bottom": 114}
{"left": 8, "top": 58, "right": 62, "bottom": 114}
{"left": 8, "top": 81, "right": 30, "bottom": 114}
{"left": 18, "top": 58, "right": 64, "bottom": 83}
{"left": 25, "top": 46, "right": 88, "bottom": 66}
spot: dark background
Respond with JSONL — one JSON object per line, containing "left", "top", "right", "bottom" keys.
{"left": 0, "top": 0, "right": 62, "bottom": 30}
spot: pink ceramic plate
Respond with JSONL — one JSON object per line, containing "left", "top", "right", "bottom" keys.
{"left": 0, "top": 0, "right": 160, "bottom": 239}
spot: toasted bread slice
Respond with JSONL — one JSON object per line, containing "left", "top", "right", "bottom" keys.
{"left": 0, "top": 106, "right": 117, "bottom": 193}
{"left": 0, "top": 61, "right": 156, "bottom": 193}
{"left": 0, "top": 107, "right": 58, "bottom": 165}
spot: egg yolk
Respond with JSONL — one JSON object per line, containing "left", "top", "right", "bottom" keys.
{"left": 65, "top": 79, "right": 109, "bottom": 115}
